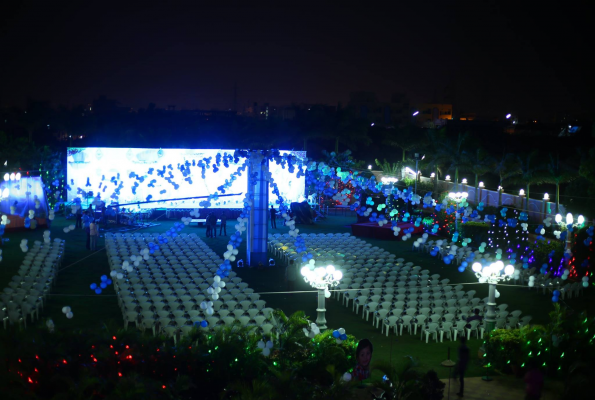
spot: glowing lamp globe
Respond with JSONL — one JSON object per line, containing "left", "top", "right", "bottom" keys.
{"left": 9, "top": 173, "right": 15, "bottom": 181}
{"left": 325, "top": 265, "right": 335, "bottom": 274}
{"left": 315, "top": 267, "right": 326, "bottom": 277}
{"left": 472, "top": 262, "right": 482, "bottom": 273}
{"left": 504, "top": 265, "right": 515, "bottom": 276}
{"left": 333, "top": 270, "right": 343, "bottom": 280}
{"left": 301, "top": 266, "right": 311, "bottom": 277}
{"left": 494, "top": 261, "right": 504, "bottom": 271}
{"left": 15, "top": 172, "right": 21, "bottom": 181}
{"left": 566, "top": 213, "right": 573, "bottom": 225}
{"left": 2, "top": 173, "right": 8, "bottom": 181}
{"left": 555, "top": 214, "right": 562, "bottom": 223}
{"left": 578, "top": 215, "right": 585, "bottom": 225}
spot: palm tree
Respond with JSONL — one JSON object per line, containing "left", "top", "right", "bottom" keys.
{"left": 423, "top": 129, "right": 447, "bottom": 194}
{"left": 543, "top": 153, "right": 576, "bottom": 213}
{"left": 375, "top": 158, "right": 402, "bottom": 177}
{"left": 435, "top": 132, "right": 469, "bottom": 191}
{"left": 383, "top": 125, "right": 428, "bottom": 162}
{"left": 464, "top": 148, "right": 495, "bottom": 203}
{"left": 506, "top": 151, "right": 545, "bottom": 211}
{"left": 493, "top": 152, "right": 521, "bottom": 206}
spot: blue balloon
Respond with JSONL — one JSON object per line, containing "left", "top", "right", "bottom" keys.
{"left": 458, "top": 266, "right": 465, "bottom": 273}
{"left": 430, "top": 251, "right": 437, "bottom": 257}
{"left": 100, "top": 275, "right": 107, "bottom": 281}
{"left": 332, "top": 330, "right": 340, "bottom": 338}
{"left": 461, "top": 261, "right": 468, "bottom": 267}
{"left": 552, "top": 296, "right": 559, "bottom": 303}
{"left": 100, "top": 282, "right": 107, "bottom": 289}
{"left": 444, "top": 258, "right": 452, "bottom": 265}
{"left": 340, "top": 334, "right": 348, "bottom": 341}
{"left": 553, "top": 290, "right": 561, "bottom": 297}
{"left": 106, "top": 279, "right": 112, "bottom": 285}
{"left": 90, "top": 283, "right": 97, "bottom": 290}
{"left": 200, "top": 320, "right": 208, "bottom": 328}
{"left": 95, "top": 288, "right": 102, "bottom": 294}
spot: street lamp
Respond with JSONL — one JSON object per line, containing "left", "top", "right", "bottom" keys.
{"left": 472, "top": 261, "right": 517, "bottom": 333}
{"left": 301, "top": 263, "right": 343, "bottom": 330}
{"left": 555, "top": 213, "right": 585, "bottom": 267}
{"left": 448, "top": 192, "right": 468, "bottom": 233}
{"left": 413, "top": 153, "right": 424, "bottom": 195}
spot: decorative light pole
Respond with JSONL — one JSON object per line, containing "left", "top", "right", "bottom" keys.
{"left": 555, "top": 213, "right": 584, "bottom": 268}
{"left": 472, "top": 261, "right": 517, "bottom": 332}
{"left": 413, "top": 153, "right": 424, "bottom": 195}
{"left": 301, "top": 263, "right": 343, "bottom": 330}
{"left": 448, "top": 192, "right": 468, "bottom": 233}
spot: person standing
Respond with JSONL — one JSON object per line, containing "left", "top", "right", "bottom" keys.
{"left": 82, "top": 212, "right": 93, "bottom": 250}
{"left": 270, "top": 205, "right": 277, "bottom": 228}
{"left": 524, "top": 359, "right": 544, "bottom": 400}
{"left": 75, "top": 205, "right": 83, "bottom": 229}
{"left": 285, "top": 260, "right": 297, "bottom": 291}
{"left": 89, "top": 219, "right": 98, "bottom": 250}
{"left": 206, "top": 213, "right": 212, "bottom": 238}
{"left": 211, "top": 213, "right": 218, "bottom": 237}
{"left": 454, "top": 336, "right": 470, "bottom": 397}
{"left": 219, "top": 211, "right": 227, "bottom": 236}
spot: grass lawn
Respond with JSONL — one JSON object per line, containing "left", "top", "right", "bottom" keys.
{"left": 1, "top": 213, "right": 593, "bottom": 379}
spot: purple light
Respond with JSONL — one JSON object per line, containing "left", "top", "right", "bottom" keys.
{"left": 412, "top": 111, "right": 419, "bottom": 116}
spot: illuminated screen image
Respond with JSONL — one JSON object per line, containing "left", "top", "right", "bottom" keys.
{"left": 66, "top": 148, "right": 306, "bottom": 209}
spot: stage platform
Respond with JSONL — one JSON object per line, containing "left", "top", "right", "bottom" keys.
{"left": 350, "top": 222, "right": 424, "bottom": 240}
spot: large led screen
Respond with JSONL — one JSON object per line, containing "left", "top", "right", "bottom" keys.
{"left": 66, "top": 148, "right": 306, "bottom": 209}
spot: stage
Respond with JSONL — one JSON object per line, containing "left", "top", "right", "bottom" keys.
{"left": 350, "top": 222, "right": 424, "bottom": 240}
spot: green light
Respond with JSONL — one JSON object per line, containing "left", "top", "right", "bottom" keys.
{"left": 235, "top": 358, "right": 238, "bottom": 362}
{"left": 507, "top": 360, "right": 510, "bottom": 364}
{"left": 208, "top": 350, "right": 211, "bottom": 353}
{"left": 561, "top": 352, "right": 565, "bottom": 358}
{"left": 273, "top": 362, "right": 278, "bottom": 366}
{"left": 521, "top": 363, "right": 525, "bottom": 367}
{"left": 215, "top": 346, "right": 219, "bottom": 350}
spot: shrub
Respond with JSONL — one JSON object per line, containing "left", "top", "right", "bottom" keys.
{"left": 460, "top": 221, "right": 490, "bottom": 246}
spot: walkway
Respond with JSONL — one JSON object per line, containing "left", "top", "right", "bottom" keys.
{"left": 441, "top": 375, "right": 562, "bottom": 400}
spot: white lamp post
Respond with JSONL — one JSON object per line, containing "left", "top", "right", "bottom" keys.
{"left": 472, "top": 261, "right": 516, "bottom": 332}
{"left": 301, "top": 263, "right": 343, "bottom": 329}
{"left": 448, "top": 192, "right": 468, "bottom": 233}
{"left": 555, "top": 213, "right": 584, "bottom": 268}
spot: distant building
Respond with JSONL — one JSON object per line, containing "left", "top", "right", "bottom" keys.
{"left": 413, "top": 103, "right": 453, "bottom": 128}
{"left": 348, "top": 91, "right": 410, "bottom": 127}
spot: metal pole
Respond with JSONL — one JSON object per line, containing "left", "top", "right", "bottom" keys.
{"left": 316, "top": 288, "right": 327, "bottom": 329}
{"left": 485, "top": 282, "right": 497, "bottom": 333}
{"left": 415, "top": 159, "right": 418, "bottom": 195}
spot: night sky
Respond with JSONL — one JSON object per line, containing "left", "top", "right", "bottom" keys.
{"left": 1, "top": 2, "right": 592, "bottom": 120}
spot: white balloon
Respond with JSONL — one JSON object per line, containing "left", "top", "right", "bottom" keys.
{"left": 262, "top": 347, "right": 270, "bottom": 357}
{"left": 66, "top": 312, "right": 73, "bottom": 319}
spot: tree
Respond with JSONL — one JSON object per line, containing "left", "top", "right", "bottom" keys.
{"left": 382, "top": 125, "right": 428, "bottom": 162}
{"left": 375, "top": 158, "right": 402, "bottom": 177}
{"left": 507, "top": 151, "right": 545, "bottom": 211}
{"left": 423, "top": 129, "right": 448, "bottom": 194}
{"left": 493, "top": 152, "right": 521, "bottom": 206}
{"left": 434, "top": 132, "right": 469, "bottom": 191}
{"left": 464, "top": 148, "right": 495, "bottom": 203}
{"left": 543, "top": 153, "right": 576, "bottom": 213}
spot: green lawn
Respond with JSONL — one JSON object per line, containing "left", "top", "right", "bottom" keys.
{"left": 1, "top": 213, "right": 593, "bottom": 379}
